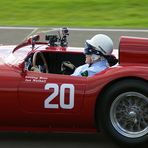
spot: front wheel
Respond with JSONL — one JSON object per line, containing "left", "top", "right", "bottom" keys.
{"left": 97, "top": 79, "right": 148, "bottom": 145}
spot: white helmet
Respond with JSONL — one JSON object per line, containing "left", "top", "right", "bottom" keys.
{"left": 85, "top": 34, "right": 113, "bottom": 55}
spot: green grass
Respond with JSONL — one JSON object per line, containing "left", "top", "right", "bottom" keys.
{"left": 0, "top": 0, "right": 148, "bottom": 28}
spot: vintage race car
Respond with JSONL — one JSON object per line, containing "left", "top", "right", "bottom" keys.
{"left": 0, "top": 28, "right": 147, "bottom": 145}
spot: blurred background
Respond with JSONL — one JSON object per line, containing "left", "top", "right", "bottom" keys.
{"left": 0, "top": 0, "right": 148, "bottom": 28}
{"left": 1, "top": 0, "right": 148, "bottom": 47}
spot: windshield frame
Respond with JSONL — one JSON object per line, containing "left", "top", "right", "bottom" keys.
{"left": 4, "top": 28, "right": 68, "bottom": 66}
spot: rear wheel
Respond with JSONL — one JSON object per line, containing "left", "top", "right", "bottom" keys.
{"left": 97, "top": 79, "right": 148, "bottom": 145}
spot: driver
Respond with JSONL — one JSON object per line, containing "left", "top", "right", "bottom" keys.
{"left": 63, "top": 34, "right": 114, "bottom": 77}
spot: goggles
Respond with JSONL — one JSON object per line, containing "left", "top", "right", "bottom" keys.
{"left": 84, "top": 43, "right": 102, "bottom": 55}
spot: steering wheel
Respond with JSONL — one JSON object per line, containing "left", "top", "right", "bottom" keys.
{"left": 32, "top": 51, "right": 49, "bottom": 73}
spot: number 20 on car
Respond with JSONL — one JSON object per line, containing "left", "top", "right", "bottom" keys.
{"left": 44, "top": 83, "right": 75, "bottom": 109}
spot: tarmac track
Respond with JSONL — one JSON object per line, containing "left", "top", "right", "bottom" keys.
{"left": 0, "top": 27, "right": 148, "bottom": 148}
{"left": 1, "top": 27, "right": 148, "bottom": 48}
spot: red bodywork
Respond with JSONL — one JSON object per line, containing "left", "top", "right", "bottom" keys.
{"left": 0, "top": 36, "right": 148, "bottom": 133}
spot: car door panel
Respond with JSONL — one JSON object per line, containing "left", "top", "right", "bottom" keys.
{"left": 18, "top": 71, "right": 86, "bottom": 115}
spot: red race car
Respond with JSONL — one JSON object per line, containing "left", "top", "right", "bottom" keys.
{"left": 0, "top": 28, "right": 147, "bottom": 145}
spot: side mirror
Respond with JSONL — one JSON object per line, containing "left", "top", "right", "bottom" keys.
{"left": 27, "top": 35, "right": 40, "bottom": 49}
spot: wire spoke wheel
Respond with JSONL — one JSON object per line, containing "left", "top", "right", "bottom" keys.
{"left": 110, "top": 92, "right": 148, "bottom": 138}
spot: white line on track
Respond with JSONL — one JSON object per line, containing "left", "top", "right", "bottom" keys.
{"left": 0, "top": 26, "right": 148, "bottom": 32}
{"left": 0, "top": 26, "right": 37, "bottom": 30}
{"left": 53, "top": 27, "right": 148, "bottom": 32}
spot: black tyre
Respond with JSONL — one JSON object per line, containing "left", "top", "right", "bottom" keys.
{"left": 97, "top": 79, "right": 148, "bottom": 145}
